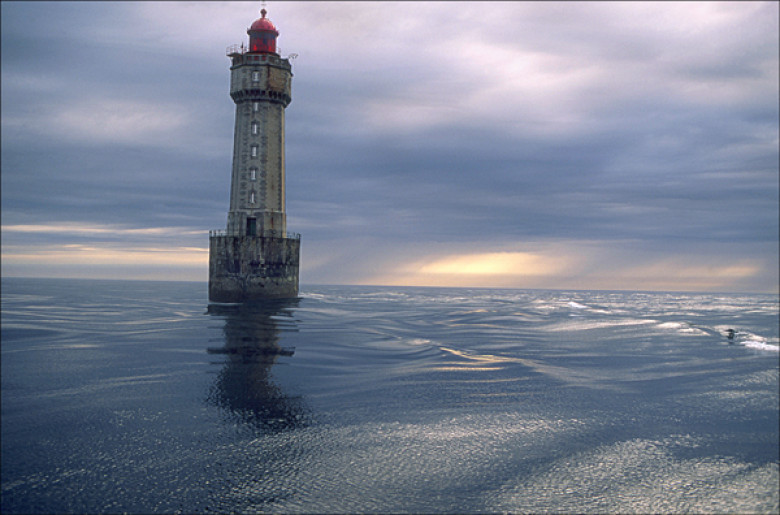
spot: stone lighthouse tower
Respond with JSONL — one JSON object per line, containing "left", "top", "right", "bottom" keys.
{"left": 209, "top": 8, "right": 300, "bottom": 302}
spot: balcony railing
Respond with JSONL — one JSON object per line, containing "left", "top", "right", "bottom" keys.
{"left": 210, "top": 229, "right": 300, "bottom": 240}
{"left": 226, "top": 44, "right": 285, "bottom": 58}
{"left": 226, "top": 44, "right": 246, "bottom": 56}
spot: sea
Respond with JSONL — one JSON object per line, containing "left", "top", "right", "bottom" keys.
{"left": 1, "top": 277, "right": 778, "bottom": 514}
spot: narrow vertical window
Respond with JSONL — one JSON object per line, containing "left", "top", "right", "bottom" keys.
{"left": 253, "top": 101, "right": 259, "bottom": 112}
{"left": 252, "top": 70, "right": 260, "bottom": 82}
{"left": 251, "top": 145, "right": 258, "bottom": 157}
{"left": 250, "top": 192, "right": 256, "bottom": 204}
{"left": 250, "top": 168, "right": 257, "bottom": 181}
{"left": 251, "top": 122, "right": 258, "bottom": 135}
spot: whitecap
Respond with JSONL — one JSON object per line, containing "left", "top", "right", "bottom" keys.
{"left": 742, "top": 340, "right": 780, "bottom": 352}
{"left": 545, "top": 318, "right": 657, "bottom": 332}
{"left": 656, "top": 321, "right": 707, "bottom": 335}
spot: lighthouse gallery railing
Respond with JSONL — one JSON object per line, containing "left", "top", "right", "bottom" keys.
{"left": 210, "top": 229, "right": 300, "bottom": 240}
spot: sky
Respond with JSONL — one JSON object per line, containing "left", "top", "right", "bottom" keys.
{"left": 1, "top": 1, "right": 778, "bottom": 293}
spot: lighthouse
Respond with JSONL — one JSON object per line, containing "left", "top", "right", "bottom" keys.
{"left": 209, "top": 8, "right": 300, "bottom": 302}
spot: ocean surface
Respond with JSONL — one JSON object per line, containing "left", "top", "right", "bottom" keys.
{"left": 1, "top": 277, "right": 778, "bottom": 514}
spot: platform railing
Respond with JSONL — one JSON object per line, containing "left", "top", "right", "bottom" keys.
{"left": 210, "top": 229, "right": 300, "bottom": 240}
{"left": 226, "top": 44, "right": 284, "bottom": 56}
{"left": 226, "top": 44, "right": 245, "bottom": 56}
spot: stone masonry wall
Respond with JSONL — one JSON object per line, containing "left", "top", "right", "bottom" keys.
{"left": 209, "top": 234, "right": 300, "bottom": 301}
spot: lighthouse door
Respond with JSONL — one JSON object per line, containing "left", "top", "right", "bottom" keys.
{"left": 246, "top": 217, "right": 257, "bottom": 236}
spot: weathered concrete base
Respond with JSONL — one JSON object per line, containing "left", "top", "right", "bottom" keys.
{"left": 209, "top": 234, "right": 300, "bottom": 302}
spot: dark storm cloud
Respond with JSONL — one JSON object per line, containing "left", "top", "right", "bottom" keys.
{"left": 279, "top": 2, "right": 778, "bottom": 252}
{"left": 2, "top": 2, "right": 777, "bottom": 291}
{"left": 2, "top": 1, "right": 234, "bottom": 240}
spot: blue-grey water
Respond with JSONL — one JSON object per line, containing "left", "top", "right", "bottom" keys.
{"left": 1, "top": 277, "right": 778, "bottom": 513}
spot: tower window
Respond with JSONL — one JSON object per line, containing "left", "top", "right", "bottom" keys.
{"left": 252, "top": 70, "right": 260, "bottom": 82}
{"left": 251, "top": 122, "right": 258, "bottom": 135}
{"left": 250, "top": 168, "right": 257, "bottom": 181}
{"left": 250, "top": 192, "right": 256, "bottom": 204}
{"left": 253, "top": 101, "right": 259, "bottom": 112}
{"left": 251, "top": 145, "right": 258, "bottom": 157}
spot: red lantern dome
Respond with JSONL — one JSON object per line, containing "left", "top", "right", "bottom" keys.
{"left": 247, "top": 9, "right": 279, "bottom": 54}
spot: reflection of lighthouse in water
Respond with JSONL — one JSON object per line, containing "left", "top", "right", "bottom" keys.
{"left": 206, "top": 300, "right": 308, "bottom": 432}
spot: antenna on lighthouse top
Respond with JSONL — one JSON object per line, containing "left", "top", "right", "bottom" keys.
{"left": 260, "top": 0, "right": 267, "bottom": 16}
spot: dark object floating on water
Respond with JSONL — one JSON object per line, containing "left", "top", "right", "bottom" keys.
{"left": 726, "top": 328, "right": 735, "bottom": 341}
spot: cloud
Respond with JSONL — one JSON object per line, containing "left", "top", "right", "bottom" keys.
{"left": 1, "top": 1, "right": 777, "bottom": 292}
{"left": 299, "top": 237, "right": 776, "bottom": 293}
{"left": 53, "top": 101, "right": 187, "bottom": 145}
{"left": 1, "top": 241, "right": 208, "bottom": 282}
{"left": 376, "top": 251, "right": 575, "bottom": 288}
{"left": 0, "top": 225, "right": 210, "bottom": 282}
{"left": 4, "top": 100, "right": 188, "bottom": 147}
{"left": 1, "top": 223, "right": 204, "bottom": 237}
{"left": 413, "top": 252, "right": 570, "bottom": 277}
{"left": 2, "top": 244, "right": 207, "bottom": 267}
